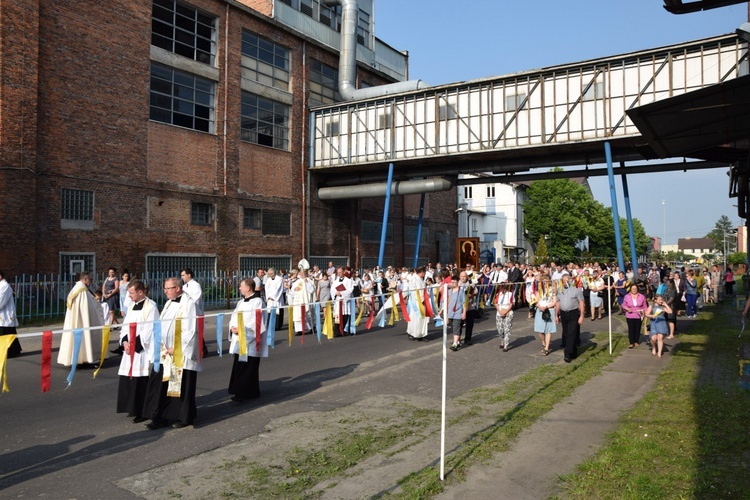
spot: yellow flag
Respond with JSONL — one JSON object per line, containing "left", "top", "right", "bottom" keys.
{"left": 355, "top": 297, "right": 366, "bottom": 326}
{"left": 174, "top": 318, "right": 183, "bottom": 368}
{"left": 391, "top": 294, "right": 400, "bottom": 322}
{"left": 0, "top": 335, "right": 16, "bottom": 392}
{"left": 93, "top": 325, "right": 111, "bottom": 379}
{"left": 324, "top": 302, "right": 333, "bottom": 339}
{"left": 237, "top": 312, "right": 248, "bottom": 356}
{"left": 416, "top": 290, "right": 426, "bottom": 318}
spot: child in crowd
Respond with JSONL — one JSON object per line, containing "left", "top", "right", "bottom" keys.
{"left": 94, "top": 290, "right": 111, "bottom": 326}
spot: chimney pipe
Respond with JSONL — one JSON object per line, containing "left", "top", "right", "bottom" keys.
{"left": 322, "top": 0, "right": 428, "bottom": 100}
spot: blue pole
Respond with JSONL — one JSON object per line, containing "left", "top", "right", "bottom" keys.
{"left": 605, "top": 142, "right": 626, "bottom": 272}
{"left": 413, "top": 193, "right": 426, "bottom": 268}
{"left": 621, "top": 172, "right": 638, "bottom": 269}
{"left": 378, "top": 163, "right": 394, "bottom": 268}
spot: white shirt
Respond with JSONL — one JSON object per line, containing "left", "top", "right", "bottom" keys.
{"left": 182, "top": 279, "right": 204, "bottom": 315}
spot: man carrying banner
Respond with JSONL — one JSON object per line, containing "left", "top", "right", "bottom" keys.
{"left": 227, "top": 278, "right": 267, "bottom": 403}
{"left": 144, "top": 277, "right": 200, "bottom": 429}
{"left": 116, "top": 280, "right": 159, "bottom": 423}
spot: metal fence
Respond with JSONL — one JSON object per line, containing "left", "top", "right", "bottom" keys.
{"left": 12, "top": 271, "right": 243, "bottom": 323}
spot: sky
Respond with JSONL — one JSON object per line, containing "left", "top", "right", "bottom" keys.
{"left": 373, "top": 0, "right": 748, "bottom": 245}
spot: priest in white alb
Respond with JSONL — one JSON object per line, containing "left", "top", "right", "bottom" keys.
{"left": 406, "top": 266, "right": 429, "bottom": 341}
{"left": 58, "top": 271, "right": 104, "bottom": 366}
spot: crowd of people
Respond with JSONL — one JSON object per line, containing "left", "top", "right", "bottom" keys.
{"left": 1, "top": 258, "right": 739, "bottom": 429}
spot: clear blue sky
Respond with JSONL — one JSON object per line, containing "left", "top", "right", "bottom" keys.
{"left": 374, "top": 0, "right": 748, "bottom": 244}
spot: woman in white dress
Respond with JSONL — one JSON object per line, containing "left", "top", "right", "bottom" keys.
{"left": 589, "top": 271, "right": 604, "bottom": 320}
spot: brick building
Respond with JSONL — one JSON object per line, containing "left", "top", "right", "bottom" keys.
{"left": 0, "top": 0, "right": 457, "bottom": 277}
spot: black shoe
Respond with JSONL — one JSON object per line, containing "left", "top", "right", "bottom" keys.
{"left": 231, "top": 396, "right": 245, "bottom": 403}
{"left": 171, "top": 422, "right": 189, "bottom": 429}
{"left": 564, "top": 357, "right": 572, "bottom": 363}
{"left": 560, "top": 344, "right": 566, "bottom": 348}
{"left": 110, "top": 347, "right": 123, "bottom": 355}
{"left": 132, "top": 416, "right": 147, "bottom": 423}
{"left": 146, "top": 421, "right": 167, "bottom": 430}
{"left": 464, "top": 340, "right": 471, "bottom": 345}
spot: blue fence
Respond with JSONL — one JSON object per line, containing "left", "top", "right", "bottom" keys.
{"left": 12, "top": 271, "right": 242, "bottom": 323}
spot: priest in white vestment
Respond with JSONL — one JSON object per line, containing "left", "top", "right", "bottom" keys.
{"left": 406, "top": 267, "right": 429, "bottom": 340}
{"left": 227, "top": 278, "right": 267, "bottom": 402}
{"left": 116, "top": 280, "right": 159, "bottom": 422}
{"left": 332, "top": 267, "right": 353, "bottom": 335}
{"left": 58, "top": 272, "right": 104, "bottom": 366}
{"left": 289, "top": 269, "right": 314, "bottom": 334}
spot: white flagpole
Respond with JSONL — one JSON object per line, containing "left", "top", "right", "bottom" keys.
{"left": 440, "top": 282, "right": 448, "bottom": 481}
{"left": 608, "top": 271, "right": 613, "bottom": 354}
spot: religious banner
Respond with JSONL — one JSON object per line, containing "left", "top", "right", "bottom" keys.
{"left": 457, "top": 237, "right": 480, "bottom": 270}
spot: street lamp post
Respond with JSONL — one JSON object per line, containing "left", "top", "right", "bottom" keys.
{"left": 662, "top": 200, "right": 666, "bottom": 254}
{"left": 723, "top": 228, "right": 738, "bottom": 272}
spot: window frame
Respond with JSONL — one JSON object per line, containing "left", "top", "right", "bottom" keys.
{"left": 241, "top": 31, "right": 290, "bottom": 92}
{"left": 150, "top": 62, "right": 216, "bottom": 133}
{"left": 151, "top": 0, "right": 217, "bottom": 65}
{"left": 190, "top": 201, "right": 214, "bottom": 226}
{"left": 240, "top": 91, "right": 290, "bottom": 151}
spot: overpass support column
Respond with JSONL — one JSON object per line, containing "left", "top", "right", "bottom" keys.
{"left": 378, "top": 163, "right": 394, "bottom": 268}
{"left": 413, "top": 193, "right": 426, "bottom": 268}
{"left": 621, "top": 168, "right": 639, "bottom": 269}
{"left": 605, "top": 142, "right": 626, "bottom": 272}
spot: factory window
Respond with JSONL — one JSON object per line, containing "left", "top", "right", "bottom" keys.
{"left": 61, "top": 188, "right": 94, "bottom": 221}
{"left": 309, "top": 59, "right": 341, "bottom": 106}
{"left": 262, "top": 210, "right": 291, "bottom": 235}
{"left": 357, "top": 10, "right": 370, "bottom": 48}
{"left": 241, "top": 31, "right": 290, "bottom": 91}
{"left": 486, "top": 186, "right": 495, "bottom": 198}
{"left": 151, "top": 0, "right": 216, "bottom": 65}
{"left": 243, "top": 208, "right": 262, "bottom": 230}
{"left": 190, "top": 202, "right": 213, "bottom": 226}
{"left": 60, "top": 253, "right": 96, "bottom": 277}
{"left": 150, "top": 62, "right": 215, "bottom": 133}
{"left": 240, "top": 92, "right": 290, "bottom": 150}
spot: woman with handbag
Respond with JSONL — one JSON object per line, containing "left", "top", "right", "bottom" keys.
{"left": 495, "top": 284, "right": 514, "bottom": 352}
{"left": 589, "top": 271, "right": 604, "bottom": 320}
{"left": 534, "top": 275, "right": 557, "bottom": 356}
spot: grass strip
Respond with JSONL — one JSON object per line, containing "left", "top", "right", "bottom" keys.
{"left": 391, "top": 331, "right": 628, "bottom": 498}
{"left": 559, "top": 305, "right": 750, "bottom": 499}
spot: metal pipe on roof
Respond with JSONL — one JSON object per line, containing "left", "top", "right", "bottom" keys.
{"left": 317, "top": 176, "right": 454, "bottom": 200}
{"left": 321, "top": 0, "right": 428, "bottom": 100}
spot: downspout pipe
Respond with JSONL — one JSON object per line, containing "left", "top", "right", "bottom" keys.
{"left": 322, "top": 0, "right": 428, "bottom": 100}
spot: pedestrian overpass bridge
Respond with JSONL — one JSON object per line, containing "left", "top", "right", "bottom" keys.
{"left": 310, "top": 33, "right": 748, "bottom": 188}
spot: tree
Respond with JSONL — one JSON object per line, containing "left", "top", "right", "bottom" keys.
{"left": 524, "top": 177, "right": 597, "bottom": 260}
{"left": 727, "top": 252, "right": 747, "bottom": 266}
{"left": 534, "top": 235, "right": 549, "bottom": 264}
{"left": 706, "top": 215, "right": 736, "bottom": 252}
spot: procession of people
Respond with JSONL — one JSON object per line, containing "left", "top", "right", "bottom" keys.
{"left": 0, "top": 257, "right": 733, "bottom": 431}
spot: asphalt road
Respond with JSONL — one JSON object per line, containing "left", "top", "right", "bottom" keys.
{"left": 0, "top": 309, "right": 592, "bottom": 498}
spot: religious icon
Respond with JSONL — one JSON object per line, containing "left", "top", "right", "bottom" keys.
{"left": 457, "top": 238, "right": 479, "bottom": 271}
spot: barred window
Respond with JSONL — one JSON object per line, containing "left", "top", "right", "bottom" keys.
{"left": 239, "top": 255, "right": 292, "bottom": 277}
{"left": 243, "top": 207, "right": 261, "bottom": 229}
{"left": 240, "top": 92, "right": 290, "bottom": 150}
{"left": 404, "top": 226, "right": 429, "bottom": 247}
{"left": 262, "top": 210, "right": 291, "bottom": 235}
{"left": 61, "top": 188, "right": 94, "bottom": 221}
{"left": 150, "top": 62, "right": 215, "bottom": 132}
{"left": 146, "top": 254, "right": 216, "bottom": 274}
{"left": 60, "top": 252, "right": 96, "bottom": 277}
{"left": 191, "top": 202, "right": 213, "bottom": 226}
{"left": 309, "top": 59, "right": 341, "bottom": 106}
{"left": 241, "top": 31, "right": 290, "bottom": 91}
{"left": 151, "top": 0, "right": 216, "bottom": 65}
{"left": 361, "top": 221, "right": 393, "bottom": 243}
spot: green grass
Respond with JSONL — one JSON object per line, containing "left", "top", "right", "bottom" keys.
{"left": 216, "top": 408, "right": 435, "bottom": 499}
{"left": 559, "top": 303, "right": 750, "bottom": 499}
{"left": 390, "top": 332, "right": 629, "bottom": 498}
